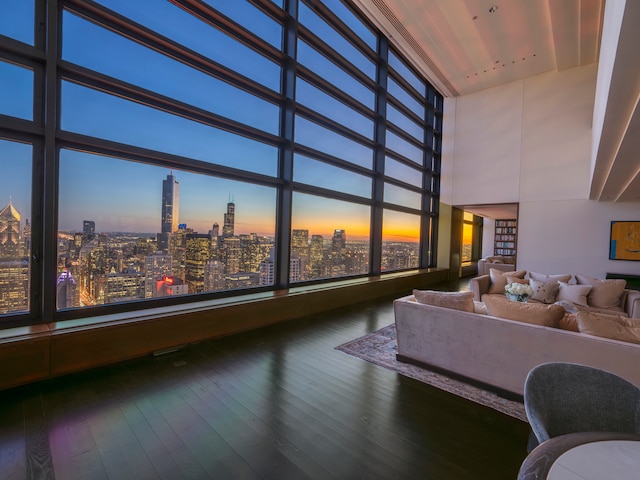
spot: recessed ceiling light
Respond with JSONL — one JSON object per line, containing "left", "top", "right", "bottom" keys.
{"left": 489, "top": 5, "right": 498, "bottom": 13}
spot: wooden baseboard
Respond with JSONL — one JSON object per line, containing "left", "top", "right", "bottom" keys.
{"left": 0, "top": 269, "right": 449, "bottom": 391}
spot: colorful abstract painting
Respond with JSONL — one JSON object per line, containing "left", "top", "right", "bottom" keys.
{"left": 610, "top": 221, "right": 640, "bottom": 261}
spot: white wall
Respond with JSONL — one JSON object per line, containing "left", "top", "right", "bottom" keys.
{"left": 442, "top": 64, "right": 640, "bottom": 278}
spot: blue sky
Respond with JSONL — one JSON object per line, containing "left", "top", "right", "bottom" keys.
{"left": 0, "top": 0, "right": 424, "bottom": 241}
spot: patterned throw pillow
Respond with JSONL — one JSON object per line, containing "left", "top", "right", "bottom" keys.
{"left": 530, "top": 278, "right": 560, "bottom": 304}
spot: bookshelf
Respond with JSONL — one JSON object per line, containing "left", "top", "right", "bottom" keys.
{"left": 494, "top": 219, "right": 517, "bottom": 260}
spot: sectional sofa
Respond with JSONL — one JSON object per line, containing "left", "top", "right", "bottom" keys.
{"left": 394, "top": 276, "right": 640, "bottom": 398}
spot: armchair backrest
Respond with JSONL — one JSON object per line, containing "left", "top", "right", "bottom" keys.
{"left": 524, "top": 362, "right": 640, "bottom": 444}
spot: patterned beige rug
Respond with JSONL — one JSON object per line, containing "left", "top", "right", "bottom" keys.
{"left": 336, "top": 323, "right": 527, "bottom": 422}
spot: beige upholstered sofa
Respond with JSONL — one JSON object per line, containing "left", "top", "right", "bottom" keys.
{"left": 470, "top": 272, "right": 640, "bottom": 319}
{"left": 394, "top": 294, "right": 640, "bottom": 397}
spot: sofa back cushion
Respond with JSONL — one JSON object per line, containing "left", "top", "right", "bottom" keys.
{"left": 482, "top": 294, "right": 565, "bottom": 327}
{"left": 528, "top": 271, "right": 573, "bottom": 283}
{"left": 575, "top": 274, "right": 627, "bottom": 309}
{"left": 576, "top": 311, "right": 640, "bottom": 344}
{"left": 488, "top": 268, "right": 527, "bottom": 294}
{"left": 413, "top": 290, "right": 475, "bottom": 312}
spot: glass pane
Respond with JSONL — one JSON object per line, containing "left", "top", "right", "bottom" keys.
{"left": 57, "top": 150, "right": 277, "bottom": 309}
{"left": 299, "top": 2, "right": 375, "bottom": 79}
{"left": 93, "top": 0, "right": 281, "bottom": 90}
{"left": 388, "top": 78, "right": 424, "bottom": 118}
{"left": 296, "top": 78, "right": 373, "bottom": 139}
{"left": 382, "top": 210, "right": 420, "bottom": 271}
{"left": 293, "top": 154, "right": 371, "bottom": 198}
{"left": 62, "top": 13, "right": 279, "bottom": 134}
{"left": 0, "top": 60, "right": 33, "bottom": 121}
{"left": 0, "top": 0, "right": 34, "bottom": 45}
{"left": 291, "top": 193, "right": 370, "bottom": 281}
{"left": 295, "top": 116, "right": 372, "bottom": 169}
{"left": 0, "top": 139, "right": 32, "bottom": 315}
{"left": 297, "top": 40, "right": 375, "bottom": 108}
{"left": 61, "top": 82, "right": 278, "bottom": 177}
{"left": 384, "top": 183, "right": 422, "bottom": 210}
{"left": 314, "top": 0, "right": 376, "bottom": 50}
{"left": 389, "top": 51, "right": 425, "bottom": 95}
{"left": 385, "top": 157, "right": 421, "bottom": 188}
{"left": 462, "top": 222, "right": 473, "bottom": 262}
{"left": 387, "top": 104, "right": 423, "bottom": 142}
{"left": 386, "top": 130, "right": 423, "bottom": 165}
{"left": 202, "top": 0, "right": 282, "bottom": 48}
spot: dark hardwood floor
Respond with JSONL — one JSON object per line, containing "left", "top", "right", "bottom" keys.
{"left": 0, "top": 280, "right": 529, "bottom": 479}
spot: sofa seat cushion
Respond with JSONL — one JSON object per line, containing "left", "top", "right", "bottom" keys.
{"left": 576, "top": 311, "right": 640, "bottom": 344}
{"left": 558, "top": 312, "right": 579, "bottom": 332}
{"left": 575, "top": 274, "right": 627, "bottom": 309}
{"left": 413, "top": 289, "right": 475, "bottom": 312}
{"left": 575, "top": 304, "right": 628, "bottom": 317}
{"left": 482, "top": 294, "right": 565, "bottom": 327}
{"left": 488, "top": 268, "right": 527, "bottom": 294}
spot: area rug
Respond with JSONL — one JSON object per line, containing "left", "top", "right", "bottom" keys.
{"left": 336, "top": 324, "right": 527, "bottom": 422}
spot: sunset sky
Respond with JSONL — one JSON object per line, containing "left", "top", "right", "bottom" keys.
{"left": 1, "top": 0, "right": 423, "bottom": 244}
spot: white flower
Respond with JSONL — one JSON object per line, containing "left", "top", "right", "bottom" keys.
{"left": 505, "top": 282, "right": 534, "bottom": 297}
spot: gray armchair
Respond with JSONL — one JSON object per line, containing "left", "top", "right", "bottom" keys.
{"left": 518, "top": 362, "right": 640, "bottom": 480}
{"left": 524, "top": 362, "right": 640, "bottom": 445}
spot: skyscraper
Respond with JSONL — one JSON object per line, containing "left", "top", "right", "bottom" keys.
{"left": 159, "top": 173, "right": 179, "bottom": 250}
{"left": 82, "top": 220, "right": 95, "bottom": 246}
{"left": 223, "top": 200, "right": 235, "bottom": 238}
{"left": 0, "top": 198, "right": 22, "bottom": 259}
{"left": 185, "top": 233, "right": 212, "bottom": 294}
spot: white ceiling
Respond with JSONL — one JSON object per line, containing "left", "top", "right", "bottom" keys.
{"left": 351, "top": 0, "right": 640, "bottom": 206}
{"left": 352, "top": 0, "right": 604, "bottom": 96}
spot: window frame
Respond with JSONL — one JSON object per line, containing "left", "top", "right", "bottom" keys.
{"left": 0, "top": 0, "right": 443, "bottom": 326}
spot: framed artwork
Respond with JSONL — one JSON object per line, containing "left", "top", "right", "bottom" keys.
{"left": 609, "top": 221, "right": 640, "bottom": 261}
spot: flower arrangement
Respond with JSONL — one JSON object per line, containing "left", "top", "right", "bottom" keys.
{"left": 504, "top": 282, "right": 534, "bottom": 302}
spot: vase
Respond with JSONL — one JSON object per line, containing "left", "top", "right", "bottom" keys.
{"left": 506, "top": 293, "right": 528, "bottom": 302}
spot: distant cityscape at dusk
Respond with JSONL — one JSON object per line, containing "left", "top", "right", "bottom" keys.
{"left": 0, "top": 173, "right": 420, "bottom": 314}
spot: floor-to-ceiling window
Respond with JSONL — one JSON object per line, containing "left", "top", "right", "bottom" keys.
{"left": 0, "top": 0, "right": 442, "bottom": 326}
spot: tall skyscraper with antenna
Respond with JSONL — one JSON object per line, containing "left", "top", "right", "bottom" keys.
{"left": 223, "top": 196, "right": 235, "bottom": 238}
{"left": 159, "top": 173, "right": 179, "bottom": 250}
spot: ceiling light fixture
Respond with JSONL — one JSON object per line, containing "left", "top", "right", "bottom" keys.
{"left": 489, "top": 5, "right": 498, "bottom": 13}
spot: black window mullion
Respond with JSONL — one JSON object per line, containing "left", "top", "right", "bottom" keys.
{"left": 41, "top": 0, "right": 61, "bottom": 322}
{"left": 275, "top": 0, "right": 298, "bottom": 289}
{"left": 370, "top": 36, "right": 388, "bottom": 276}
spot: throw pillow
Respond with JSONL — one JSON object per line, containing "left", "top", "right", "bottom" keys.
{"left": 413, "top": 289, "right": 475, "bottom": 312}
{"left": 488, "top": 268, "right": 527, "bottom": 294}
{"left": 556, "top": 282, "right": 591, "bottom": 307}
{"left": 575, "top": 274, "right": 627, "bottom": 309}
{"left": 576, "top": 311, "right": 640, "bottom": 344}
{"left": 482, "top": 294, "right": 565, "bottom": 327}
{"left": 506, "top": 275, "right": 529, "bottom": 285}
{"left": 528, "top": 271, "right": 573, "bottom": 283}
{"left": 529, "top": 278, "right": 560, "bottom": 304}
